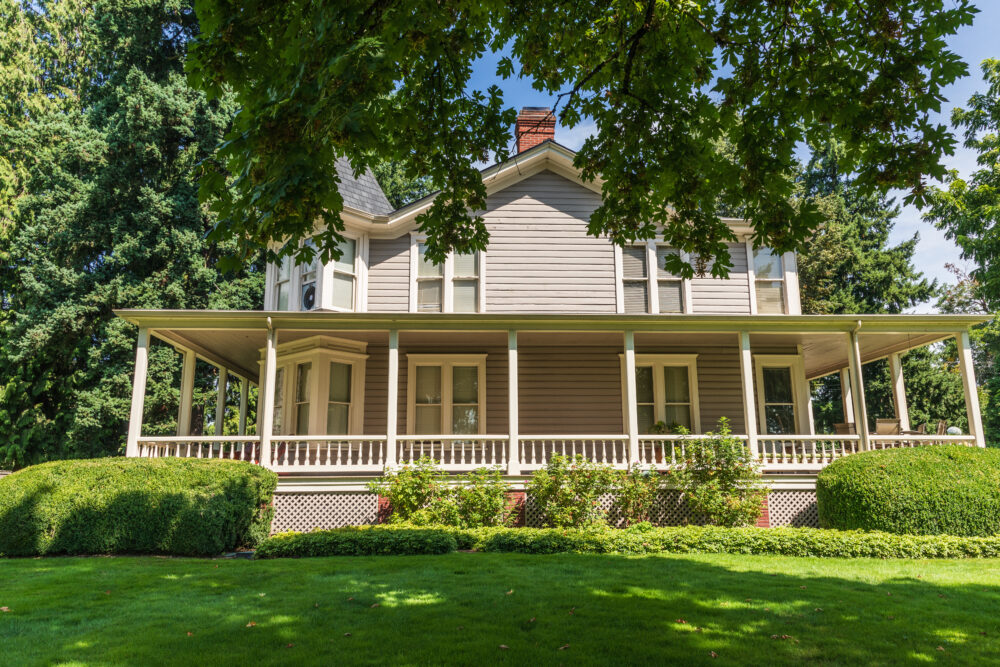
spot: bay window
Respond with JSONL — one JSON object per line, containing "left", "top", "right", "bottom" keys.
{"left": 299, "top": 241, "right": 318, "bottom": 311}
{"left": 330, "top": 237, "right": 357, "bottom": 311}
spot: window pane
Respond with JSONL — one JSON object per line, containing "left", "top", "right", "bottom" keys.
{"left": 623, "top": 281, "right": 648, "bottom": 314}
{"left": 415, "top": 405, "right": 441, "bottom": 434}
{"left": 302, "top": 239, "right": 318, "bottom": 273}
{"left": 452, "top": 406, "right": 479, "bottom": 434}
{"left": 335, "top": 238, "right": 356, "bottom": 274}
{"left": 635, "top": 366, "right": 654, "bottom": 403}
{"left": 764, "top": 404, "right": 796, "bottom": 434}
{"left": 418, "top": 243, "right": 443, "bottom": 277}
{"left": 453, "top": 280, "right": 478, "bottom": 312}
{"left": 277, "top": 283, "right": 290, "bottom": 311}
{"left": 332, "top": 272, "right": 354, "bottom": 310}
{"left": 658, "top": 280, "right": 683, "bottom": 313}
{"left": 756, "top": 282, "right": 784, "bottom": 314}
{"left": 638, "top": 404, "right": 655, "bottom": 434}
{"left": 415, "top": 366, "right": 441, "bottom": 404}
{"left": 417, "top": 279, "right": 442, "bottom": 312}
{"left": 329, "top": 362, "right": 351, "bottom": 403}
{"left": 300, "top": 280, "right": 316, "bottom": 310}
{"left": 296, "top": 363, "right": 312, "bottom": 402}
{"left": 453, "top": 366, "right": 478, "bottom": 403}
{"left": 664, "top": 366, "right": 690, "bottom": 403}
{"left": 762, "top": 367, "right": 793, "bottom": 403}
{"left": 272, "top": 368, "right": 285, "bottom": 435}
{"left": 665, "top": 404, "right": 691, "bottom": 430}
{"left": 754, "top": 247, "right": 783, "bottom": 279}
{"left": 656, "top": 247, "right": 680, "bottom": 277}
{"left": 622, "top": 246, "right": 647, "bottom": 278}
{"left": 277, "top": 256, "right": 292, "bottom": 280}
{"left": 296, "top": 403, "right": 310, "bottom": 435}
{"left": 326, "top": 403, "right": 349, "bottom": 435}
{"left": 453, "top": 252, "right": 478, "bottom": 277}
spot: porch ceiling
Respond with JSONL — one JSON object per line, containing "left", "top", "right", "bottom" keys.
{"left": 126, "top": 310, "right": 986, "bottom": 383}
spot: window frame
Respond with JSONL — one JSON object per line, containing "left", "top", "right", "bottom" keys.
{"left": 753, "top": 354, "right": 811, "bottom": 435}
{"left": 265, "top": 232, "right": 368, "bottom": 312}
{"left": 322, "top": 234, "right": 365, "bottom": 313}
{"left": 408, "top": 234, "right": 486, "bottom": 313}
{"left": 745, "top": 240, "right": 801, "bottom": 315}
{"left": 615, "top": 240, "right": 692, "bottom": 314}
{"left": 619, "top": 354, "right": 701, "bottom": 433}
{"left": 405, "top": 353, "right": 488, "bottom": 435}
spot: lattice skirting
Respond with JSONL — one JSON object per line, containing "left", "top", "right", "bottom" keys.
{"left": 767, "top": 490, "right": 818, "bottom": 527}
{"left": 271, "top": 492, "right": 378, "bottom": 534}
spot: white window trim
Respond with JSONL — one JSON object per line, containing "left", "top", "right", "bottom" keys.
{"left": 619, "top": 353, "right": 701, "bottom": 433}
{"left": 753, "top": 353, "right": 812, "bottom": 435}
{"left": 405, "top": 353, "right": 488, "bottom": 435}
{"left": 408, "top": 233, "right": 485, "bottom": 313}
{"left": 260, "top": 336, "right": 368, "bottom": 435}
{"left": 746, "top": 241, "right": 799, "bottom": 315}
{"left": 265, "top": 234, "right": 367, "bottom": 313}
{"left": 614, "top": 241, "right": 692, "bottom": 314}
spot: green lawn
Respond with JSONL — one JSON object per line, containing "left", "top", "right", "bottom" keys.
{"left": 2, "top": 553, "right": 1000, "bottom": 665}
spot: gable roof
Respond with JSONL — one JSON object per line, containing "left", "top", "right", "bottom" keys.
{"left": 334, "top": 157, "right": 393, "bottom": 215}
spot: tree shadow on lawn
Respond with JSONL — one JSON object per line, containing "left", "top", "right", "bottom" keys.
{"left": 2, "top": 552, "right": 1000, "bottom": 665}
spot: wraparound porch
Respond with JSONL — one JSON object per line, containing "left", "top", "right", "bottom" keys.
{"left": 115, "top": 311, "right": 988, "bottom": 475}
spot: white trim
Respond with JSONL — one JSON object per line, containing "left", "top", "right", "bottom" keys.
{"left": 408, "top": 233, "right": 419, "bottom": 313}
{"left": 125, "top": 327, "right": 150, "bottom": 456}
{"left": 783, "top": 251, "right": 801, "bottom": 314}
{"left": 847, "top": 331, "right": 870, "bottom": 449}
{"left": 259, "top": 328, "right": 278, "bottom": 466}
{"left": 738, "top": 332, "right": 758, "bottom": 458}
{"left": 888, "top": 352, "right": 910, "bottom": 431}
{"left": 405, "top": 354, "right": 488, "bottom": 435}
{"left": 386, "top": 330, "right": 399, "bottom": 464}
{"left": 479, "top": 247, "right": 488, "bottom": 314}
{"left": 620, "top": 353, "right": 702, "bottom": 434}
{"left": 754, "top": 353, "right": 811, "bottom": 435}
{"left": 216, "top": 367, "right": 228, "bottom": 436}
{"left": 358, "top": 235, "right": 370, "bottom": 313}
{"left": 238, "top": 376, "right": 249, "bottom": 436}
{"left": 507, "top": 330, "right": 520, "bottom": 474}
{"left": 623, "top": 331, "right": 639, "bottom": 463}
{"left": 408, "top": 233, "right": 484, "bottom": 314}
{"left": 323, "top": 232, "right": 363, "bottom": 313}
{"left": 745, "top": 237, "right": 758, "bottom": 314}
{"left": 177, "top": 349, "right": 196, "bottom": 436}
{"left": 613, "top": 244, "right": 625, "bottom": 313}
{"left": 957, "top": 331, "right": 985, "bottom": 446}
{"left": 839, "top": 368, "right": 855, "bottom": 424}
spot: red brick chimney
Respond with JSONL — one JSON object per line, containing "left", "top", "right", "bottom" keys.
{"left": 515, "top": 107, "right": 555, "bottom": 153}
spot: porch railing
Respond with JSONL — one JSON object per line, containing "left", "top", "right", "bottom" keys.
{"left": 132, "top": 433, "right": 980, "bottom": 473}
{"left": 136, "top": 435, "right": 260, "bottom": 462}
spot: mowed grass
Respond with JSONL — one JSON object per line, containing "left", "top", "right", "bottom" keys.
{"left": 2, "top": 553, "right": 1000, "bottom": 665}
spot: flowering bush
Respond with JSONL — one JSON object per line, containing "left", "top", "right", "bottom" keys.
{"left": 614, "top": 466, "right": 662, "bottom": 526}
{"left": 672, "top": 418, "right": 768, "bottom": 527}
{"left": 367, "top": 457, "right": 445, "bottom": 522}
{"left": 527, "top": 455, "right": 620, "bottom": 528}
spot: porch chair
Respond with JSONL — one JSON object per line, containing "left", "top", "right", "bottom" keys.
{"left": 833, "top": 422, "right": 856, "bottom": 435}
{"left": 936, "top": 420, "right": 948, "bottom": 435}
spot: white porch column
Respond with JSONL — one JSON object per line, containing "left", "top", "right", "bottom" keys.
{"left": 125, "top": 327, "right": 150, "bottom": 457}
{"left": 847, "top": 330, "right": 870, "bottom": 450}
{"left": 839, "top": 368, "right": 856, "bottom": 424}
{"left": 507, "top": 330, "right": 520, "bottom": 475}
{"left": 623, "top": 330, "right": 640, "bottom": 466}
{"left": 258, "top": 324, "right": 278, "bottom": 468}
{"left": 888, "top": 352, "right": 910, "bottom": 432}
{"left": 215, "top": 367, "right": 228, "bottom": 436}
{"left": 177, "top": 349, "right": 196, "bottom": 436}
{"left": 738, "top": 332, "right": 759, "bottom": 460}
{"left": 957, "top": 331, "right": 986, "bottom": 447}
{"left": 238, "top": 376, "right": 249, "bottom": 436}
{"left": 385, "top": 329, "right": 399, "bottom": 467}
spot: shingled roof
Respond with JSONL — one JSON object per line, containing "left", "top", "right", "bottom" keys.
{"left": 334, "top": 157, "right": 393, "bottom": 215}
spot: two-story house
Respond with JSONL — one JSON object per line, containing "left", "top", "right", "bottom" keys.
{"left": 116, "top": 108, "right": 988, "bottom": 531}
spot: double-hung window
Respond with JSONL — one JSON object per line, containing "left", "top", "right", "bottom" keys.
{"left": 626, "top": 355, "right": 700, "bottom": 434}
{"left": 407, "top": 355, "right": 487, "bottom": 434}
{"left": 294, "top": 362, "right": 312, "bottom": 434}
{"left": 274, "top": 256, "right": 292, "bottom": 310}
{"left": 299, "top": 241, "right": 318, "bottom": 311}
{"left": 330, "top": 237, "right": 357, "bottom": 311}
{"left": 412, "top": 238, "right": 483, "bottom": 313}
{"left": 753, "top": 247, "right": 785, "bottom": 314}
{"left": 327, "top": 361, "right": 352, "bottom": 434}
{"left": 754, "top": 355, "right": 806, "bottom": 435}
{"left": 620, "top": 241, "right": 687, "bottom": 314}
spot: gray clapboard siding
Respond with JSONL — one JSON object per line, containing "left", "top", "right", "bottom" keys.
{"left": 483, "top": 172, "right": 616, "bottom": 313}
{"left": 690, "top": 243, "right": 751, "bottom": 314}
{"left": 367, "top": 236, "right": 410, "bottom": 312}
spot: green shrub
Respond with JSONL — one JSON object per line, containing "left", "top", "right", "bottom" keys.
{"left": 817, "top": 445, "right": 1000, "bottom": 536}
{"left": 614, "top": 466, "right": 661, "bottom": 526}
{"left": 527, "top": 454, "right": 619, "bottom": 528}
{"left": 367, "top": 457, "right": 444, "bottom": 522}
{"left": 672, "top": 418, "right": 768, "bottom": 527}
{"left": 257, "top": 524, "right": 1000, "bottom": 559}
{"left": 255, "top": 526, "right": 457, "bottom": 558}
{"left": 0, "top": 458, "right": 277, "bottom": 556}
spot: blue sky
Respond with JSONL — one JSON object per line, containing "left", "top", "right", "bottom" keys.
{"left": 468, "top": 4, "right": 999, "bottom": 311}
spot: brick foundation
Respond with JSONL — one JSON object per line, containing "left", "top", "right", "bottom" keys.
{"left": 377, "top": 495, "right": 392, "bottom": 523}
{"left": 755, "top": 495, "right": 771, "bottom": 528}
{"left": 506, "top": 491, "right": 527, "bottom": 527}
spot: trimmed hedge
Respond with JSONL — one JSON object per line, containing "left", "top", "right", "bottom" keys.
{"left": 254, "top": 524, "right": 1000, "bottom": 559}
{"left": 256, "top": 527, "right": 457, "bottom": 557}
{"left": 0, "top": 458, "right": 277, "bottom": 556}
{"left": 817, "top": 446, "right": 1000, "bottom": 537}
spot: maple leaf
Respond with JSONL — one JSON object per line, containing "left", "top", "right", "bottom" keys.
{"left": 344, "top": 633, "right": 352, "bottom": 637}
{"left": 0, "top": 607, "right": 9, "bottom": 613}
{"left": 710, "top": 651, "right": 718, "bottom": 658}
{"left": 675, "top": 619, "right": 687, "bottom": 624}
{"left": 506, "top": 590, "right": 514, "bottom": 595}
{"left": 286, "top": 643, "right": 295, "bottom": 648}
{"left": 499, "top": 645, "right": 509, "bottom": 650}
{"left": 370, "top": 603, "right": 380, "bottom": 608}
{"left": 559, "top": 644, "right": 570, "bottom": 650}
{"left": 186, "top": 632, "right": 193, "bottom": 637}
{"left": 246, "top": 621, "right": 257, "bottom": 628}
{"left": 529, "top": 617, "right": 536, "bottom": 623}
{"left": 937, "top": 646, "right": 945, "bottom": 651}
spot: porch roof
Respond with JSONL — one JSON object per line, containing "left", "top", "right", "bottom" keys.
{"left": 114, "top": 309, "right": 988, "bottom": 383}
